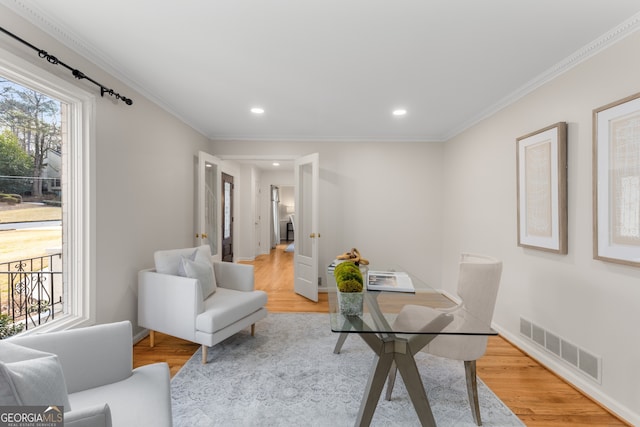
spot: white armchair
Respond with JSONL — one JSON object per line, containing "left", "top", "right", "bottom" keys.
{"left": 388, "top": 253, "right": 502, "bottom": 426}
{"left": 138, "top": 245, "right": 268, "bottom": 364}
{"left": 3, "top": 321, "right": 171, "bottom": 427}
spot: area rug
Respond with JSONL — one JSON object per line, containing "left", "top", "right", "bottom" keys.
{"left": 171, "top": 313, "right": 524, "bottom": 427}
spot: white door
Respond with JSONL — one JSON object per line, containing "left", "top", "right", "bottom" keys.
{"left": 197, "top": 151, "right": 222, "bottom": 261}
{"left": 254, "top": 180, "right": 262, "bottom": 256}
{"left": 294, "top": 153, "right": 319, "bottom": 302}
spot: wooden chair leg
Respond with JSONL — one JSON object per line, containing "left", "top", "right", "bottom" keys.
{"left": 202, "top": 345, "right": 208, "bottom": 364}
{"left": 251, "top": 323, "right": 255, "bottom": 336}
{"left": 149, "top": 330, "right": 155, "bottom": 347}
{"left": 464, "top": 360, "right": 482, "bottom": 426}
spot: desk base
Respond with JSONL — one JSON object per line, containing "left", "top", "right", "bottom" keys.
{"left": 334, "top": 331, "right": 440, "bottom": 427}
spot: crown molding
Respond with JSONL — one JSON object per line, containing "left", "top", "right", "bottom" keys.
{"left": 1, "top": 0, "right": 209, "bottom": 137}
{"left": 5, "top": 0, "right": 640, "bottom": 143}
{"left": 444, "top": 11, "right": 640, "bottom": 141}
{"left": 209, "top": 134, "right": 441, "bottom": 143}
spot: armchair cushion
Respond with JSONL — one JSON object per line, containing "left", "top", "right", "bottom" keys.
{"left": 178, "top": 256, "right": 217, "bottom": 298}
{"left": 0, "top": 341, "right": 71, "bottom": 410}
{"left": 195, "top": 287, "right": 268, "bottom": 334}
{"left": 154, "top": 245, "right": 211, "bottom": 275}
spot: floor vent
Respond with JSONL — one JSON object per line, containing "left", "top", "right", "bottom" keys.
{"left": 545, "top": 331, "right": 561, "bottom": 357}
{"left": 519, "top": 318, "right": 532, "bottom": 338}
{"left": 519, "top": 317, "right": 601, "bottom": 383}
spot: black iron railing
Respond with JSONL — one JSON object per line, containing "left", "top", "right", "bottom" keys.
{"left": 0, "top": 253, "right": 63, "bottom": 334}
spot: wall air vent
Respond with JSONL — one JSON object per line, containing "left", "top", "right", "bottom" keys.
{"left": 519, "top": 317, "right": 601, "bottom": 383}
{"left": 545, "top": 331, "right": 561, "bottom": 357}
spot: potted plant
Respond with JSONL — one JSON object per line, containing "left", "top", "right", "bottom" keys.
{"left": 334, "top": 261, "right": 364, "bottom": 316}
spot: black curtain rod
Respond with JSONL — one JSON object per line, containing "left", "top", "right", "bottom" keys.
{"left": 0, "top": 26, "right": 133, "bottom": 105}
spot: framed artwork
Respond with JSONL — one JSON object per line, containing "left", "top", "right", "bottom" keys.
{"left": 593, "top": 92, "right": 640, "bottom": 267}
{"left": 517, "top": 122, "right": 568, "bottom": 253}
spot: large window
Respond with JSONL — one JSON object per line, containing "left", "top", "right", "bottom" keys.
{"left": 0, "top": 48, "right": 94, "bottom": 335}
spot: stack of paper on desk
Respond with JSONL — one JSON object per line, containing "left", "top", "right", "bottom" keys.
{"left": 366, "top": 271, "right": 415, "bottom": 293}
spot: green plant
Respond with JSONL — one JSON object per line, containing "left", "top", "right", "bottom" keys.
{"left": 0, "top": 312, "right": 24, "bottom": 339}
{"left": 335, "top": 261, "right": 363, "bottom": 293}
{"left": 334, "top": 262, "right": 361, "bottom": 281}
{"left": 0, "top": 193, "right": 21, "bottom": 205}
{"left": 336, "top": 269, "right": 363, "bottom": 285}
{"left": 337, "top": 278, "right": 363, "bottom": 293}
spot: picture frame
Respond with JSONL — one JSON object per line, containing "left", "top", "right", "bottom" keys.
{"left": 593, "top": 92, "right": 640, "bottom": 267}
{"left": 516, "top": 122, "right": 568, "bottom": 253}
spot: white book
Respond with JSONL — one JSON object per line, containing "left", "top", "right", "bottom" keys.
{"left": 367, "top": 271, "right": 415, "bottom": 293}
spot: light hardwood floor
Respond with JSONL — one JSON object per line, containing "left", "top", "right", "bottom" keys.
{"left": 133, "top": 244, "right": 628, "bottom": 426}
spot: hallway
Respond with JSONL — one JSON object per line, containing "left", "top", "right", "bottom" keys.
{"left": 242, "top": 242, "right": 328, "bottom": 313}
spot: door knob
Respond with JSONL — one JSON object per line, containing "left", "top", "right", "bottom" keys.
{"left": 309, "top": 233, "right": 316, "bottom": 238}
{"left": 202, "top": 233, "right": 208, "bottom": 239}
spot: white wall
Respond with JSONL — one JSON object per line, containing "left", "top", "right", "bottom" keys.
{"left": 210, "top": 141, "right": 445, "bottom": 288}
{"left": 1, "top": 6, "right": 211, "bottom": 332}
{"left": 5, "top": 3, "right": 638, "bottom": 421}
{"left": 442, "top": 30, "right": 640, "bottom": 424}
{"left": 235, "top": 164, "right": 259, "bottom": 261}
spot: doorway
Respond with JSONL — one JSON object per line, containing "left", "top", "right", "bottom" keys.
{"left": 221, "top": 172, "right": 234, "bottom": 262}
{"left": 215, "top": 154, "right": 319, "bottom": 299}
{"left": 273, "top": 185, "right": 295, "bottom": 248}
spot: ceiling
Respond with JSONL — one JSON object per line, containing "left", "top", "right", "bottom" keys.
{"left": 4, "top": 1, "right": 640, "bottom": 143}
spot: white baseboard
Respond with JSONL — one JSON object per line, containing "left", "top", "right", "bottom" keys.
{"left": 493, "top": 324, "right": 638, "bottom": 426}
{"left": 133, "top": 328, "right": 149, "bottom": 345}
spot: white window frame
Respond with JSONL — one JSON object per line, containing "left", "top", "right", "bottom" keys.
{"left": 0, "top": 47, "right": 96, "bottom": 332}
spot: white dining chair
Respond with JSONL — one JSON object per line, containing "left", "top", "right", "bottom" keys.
{"left": 387, "top": 253, "right": 502, "bottom": 426}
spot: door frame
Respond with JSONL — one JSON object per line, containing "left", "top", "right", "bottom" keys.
{"left": 213, "top": 154, "right": 320, "bottom": 300}
{"left": 221, "top": 172, "right": 234, "bottom": 262}
{"left": 293, "top": 153, "right": 319, "bottom": 302}
{"left": 218, "top": 155, "right": 297, "bottom": 259}
{"left": 197, "top": 151, "right": 222, "bottom": 261}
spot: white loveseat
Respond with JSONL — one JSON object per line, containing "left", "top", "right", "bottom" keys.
{"left": 138, "top": 245, "right": 268, "bottom": 364}
{"left": 2, "top": 320, "right": 172, "bottom": 427}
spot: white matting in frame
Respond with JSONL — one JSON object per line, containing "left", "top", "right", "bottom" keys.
{"left": 517, "top": 122, "right": 568, "bottom": 253}
{"left": 594, "top": 92, "right": 640, "bottom": 266}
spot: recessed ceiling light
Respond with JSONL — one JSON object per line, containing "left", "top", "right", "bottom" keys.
{"left": 272, "top": 162, "right": 280, "bottom": 167}
{"left": 251, "top": 107, "right": 265, "bottom": 114}
{"left": 392, "top": 109, "right": 407, "bottom": 116}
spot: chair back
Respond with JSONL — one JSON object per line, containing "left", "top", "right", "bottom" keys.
{"left": 457, "top": 253, "right": 502, "bottom": 325}
{"left": 423, "top": 253, "right": 502, "bottom": 361}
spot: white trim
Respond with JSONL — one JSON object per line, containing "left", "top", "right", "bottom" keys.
{"left": 218, "top": 154, "right": 299, "bottom": 161}
{"left": 7, "top": 2, "right": 640, "bottom": 143}
{"left": 495, "top": 324, "right": 638, "bottom": 426}
{"left": 3, "top": 0, "right": 207, "bottom": 138}
{"left": 133, "top": 328, "right": 150, "bottom": 345}
{"left": 444, "top": 12, "right": 640, "bottom": 141}
{"left": 209, "top": 135, "right": 441, "bottom": 143}
{"left": 0, "top": 46, "right": 96, "bottom": 332}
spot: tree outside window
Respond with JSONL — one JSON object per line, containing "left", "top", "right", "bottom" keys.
{"left": 0, "top": 78, "right": 63, "bottom": 338}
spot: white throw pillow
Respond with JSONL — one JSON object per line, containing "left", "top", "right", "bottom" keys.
{"left": 176, "top": 249, "right": 198, "bottom": 277}
{"left": 154, "top": 245, "right": 212, "bottom": 275}
{"left": 178, "top": 257, "right": 217, "bottom": 299}
{"left": 0, "top": 341, "right": 71, "bottom": 411}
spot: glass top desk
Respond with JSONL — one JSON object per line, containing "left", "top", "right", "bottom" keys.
{"left": 327, "top": 268, "right": 497, "bottom": 427}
